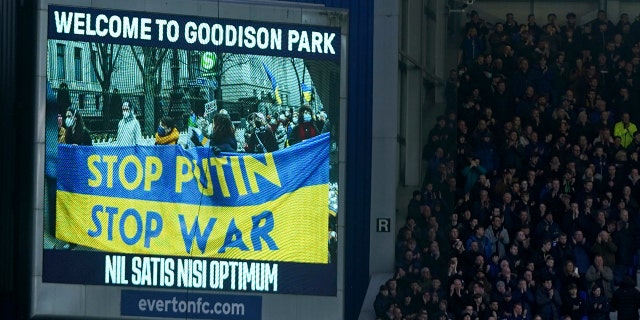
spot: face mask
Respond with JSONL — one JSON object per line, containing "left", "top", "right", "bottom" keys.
{"left": 285, "top": 112, "right": 291, "bottom": 117}
{"left": 65, "top": 117, "right": 75, "bottom": 128}
{"left": 292, "top": 117, "right": 298, "bottom": 124}
{"left": 303, "top": 114, "right": 312, "bottom": 122}
{"left": 157, "top": 126, "right": 166, "bottom": 136}
{"left": 123, "top": 111, "right": 131, "bottom": 118}
{"left": 279, "top": 114, "right": 286, "bottom": 121}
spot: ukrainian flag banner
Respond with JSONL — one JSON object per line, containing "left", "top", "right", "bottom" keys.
{"left": 262, "top": 62, "right": 282, "bottom": 105}
{"left": 301, "top": 83, "right": 313, "bottom": 103}
{"left": 56, "top": 133, "right": 330, "bottom": 264}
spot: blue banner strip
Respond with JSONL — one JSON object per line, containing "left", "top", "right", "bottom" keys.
{"left": 57, "top": 133, "right": 329, "bottom": 207}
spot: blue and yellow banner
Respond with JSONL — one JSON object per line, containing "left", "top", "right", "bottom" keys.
{"left": 262, "top": 63, "right": 282, "bottom": 105}
{"left": 301, "top": 83, "right": 313, "bottom": 102}
{"left": 56, "top": 134, "right": 330, "bottom": 263}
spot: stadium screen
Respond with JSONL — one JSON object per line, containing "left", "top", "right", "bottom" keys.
{"left": 42, "top": 4, "right": 340, "bottom": 297}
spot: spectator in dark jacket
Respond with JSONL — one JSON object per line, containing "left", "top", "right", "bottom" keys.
{"left": 586, "top": 285, "right": 610, "bottom": 320}
{"left": 535, "top": 277, "right": 562, "bottom": 320}
{"left": 373, "top": 285, "right": 393, "bottom": 318}
{"left": 561, "top": 283, "right": 585, "bottom": 320}
{"left": 62, "top": 108, "right": 92, "bottom": 146}
{"left": 612, "top": 276, "right": 640, "bottom": 320}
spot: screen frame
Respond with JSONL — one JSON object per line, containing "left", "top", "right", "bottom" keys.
{"left": 32, "top": 1, "right": 348, "bottom": 318}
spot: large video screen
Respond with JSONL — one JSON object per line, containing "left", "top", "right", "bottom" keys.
{"left": 43, "top": 5, "right": 340, "bottom": 296}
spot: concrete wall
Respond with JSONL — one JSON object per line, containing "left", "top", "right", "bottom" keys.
{"left": 369, "top": 0, "right": 400, "bottom": 274}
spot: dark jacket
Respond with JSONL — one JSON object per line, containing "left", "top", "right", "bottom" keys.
{"left": 561, "top": 294, "right": 585, "bottom": 320}
{"left": 211, "top": 134, "right": 238, "bottom": 153}
{"left": 247, "top": 127, "right": 278, "bottom": 153}
{"left": 373, "top": 292, "right": 392, "bottom": 318}
{"left": 535, "top": 287, "right": 562, "bottom": 320}
{"left": 612, "top": 279, "right": 640, "bottom": 320}
{"left": 64, "top": 127, "right": 92, "bottom": 146}
{"left": 586, "top": 293, "right": 610, "bottom": 320}
{"left": 287, "top": 122, "right": 318, "bottom": 146}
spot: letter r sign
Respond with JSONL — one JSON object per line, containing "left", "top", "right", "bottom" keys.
{"left": 376, "top": 218, "right": 391, "bottom": 232}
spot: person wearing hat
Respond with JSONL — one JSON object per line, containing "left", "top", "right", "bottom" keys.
{"left": 115, "top": 101, "right": 142, "bottom": 146}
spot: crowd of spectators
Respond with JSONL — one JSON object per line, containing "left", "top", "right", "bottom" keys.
{"left": 375, "top": 9, "right": 640, "bottom": 320}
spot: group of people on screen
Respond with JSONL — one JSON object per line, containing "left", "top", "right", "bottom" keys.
{"left": 376, "top": 9, "right": 640, "bottom": 320}
{"left": 57, "top": 96, "right": 329, "bottom": 153}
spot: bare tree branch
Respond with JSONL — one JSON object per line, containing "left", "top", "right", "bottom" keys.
{"left": 89, "top": 43, "right": 104, "bottom": 84}
{"left": 130, "top": 46, "right": 145, "bottom": 73}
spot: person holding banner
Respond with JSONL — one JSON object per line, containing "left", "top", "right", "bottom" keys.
{"left": 288, "top": 105, "right": 319, "bottom": 146}
{"left": 59, "top": 108, "right": 92, "bottom": 250}
{"left": 115, "top": 102, "right": 142, "bottom": 146}
{"left": 245, "top": 112, "right": 278, "bottom": 153}
{"left": 62, "top": 108, "right": 92, "bottom": 146}
{"left": 187, "top": 105, "right": 212, "bottom": 148}
{"left": 154, "top": 116, "right": 179, "bottom": 145}
{"left": 210, "top": 112, "right": 237, "bottom": 154}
